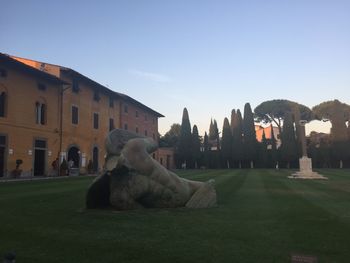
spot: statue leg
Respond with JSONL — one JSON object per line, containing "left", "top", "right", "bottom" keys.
{"left": 185, "top": 179, "right": 217, "bottom": 209}
{"left": 109, "top": 165, "right": 148, "bottom": 210}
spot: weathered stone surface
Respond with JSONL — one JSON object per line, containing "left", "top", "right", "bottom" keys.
{"left": 87, "top": 129, "right": 217, "bottom": 210}
{"left": 186, "top": 179, "right": 217, "bottom": 208}
{"left": 289, "top": 157, "right": 327, "bottom": 180}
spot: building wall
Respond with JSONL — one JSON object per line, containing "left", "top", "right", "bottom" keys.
{"left": 5, "top": 56, "right": 163, "bottom": 175}
{"left": 255, "top": 124, "right": 281, "bottom": 148}
{"left": 0, "top": 66, "right": 61, "bottom": 176}
{"left": 119, "top": 101, "right": 159, "bottom": 142}
{"left": 10, "top": 57, "right": 120, "bottom": 171}
{"left": 59, "top": 72, "right": 120, "bottom": 173}
{"left": 156, "top": 147, "right": 175, "bottom": 169}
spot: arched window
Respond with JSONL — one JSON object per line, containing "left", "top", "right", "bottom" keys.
{"left": 0, "top": 92, "right": 6, "bottom": 117}
{"left": 35, "top": 102, "right": 46, "bottom": 125}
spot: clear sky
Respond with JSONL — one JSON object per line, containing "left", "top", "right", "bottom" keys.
{"left": 2, "top": 0, "right": 349, "bottom": 136}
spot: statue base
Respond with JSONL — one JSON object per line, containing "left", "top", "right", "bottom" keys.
{"left": 288, "top": 156, "right": 327, "bottom": 180}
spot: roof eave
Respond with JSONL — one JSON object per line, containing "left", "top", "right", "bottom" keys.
{"left": 0, "top": 53, "right": 68, "bottom": 85}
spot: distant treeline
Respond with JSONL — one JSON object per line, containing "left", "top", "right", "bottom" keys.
{"left": 159, "top": 99, "right": 350, "bottom": 169}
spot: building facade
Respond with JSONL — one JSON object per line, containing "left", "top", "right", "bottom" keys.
{"left": 255, "top": 124, "right": 281, "bottom": 148}
{"left": 0, "top": 53, "right": 164, "bottom": 177}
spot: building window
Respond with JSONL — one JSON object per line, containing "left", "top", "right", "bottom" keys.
{"left": 35, "top": 102, "right": 46, "bottom": 125}
{"left": 124, "top": 104, "right": 128, "bottom": 113}
{"left": 0, "top": 135, "right": 5, "bottom": 145}
{"left": 37, "top": 83, "right": 46, "bottom": 91}
{"left": 153, "top": 133, "right": 155, "bottom": 140}
{"left": 124, "top": 123, "right": 128, "bottom": 130}
{"left": 109, "top": 97, "right": 114, "bottom": 108}
{"left": 93, "top": 90, "right": 100, "bottom": 102}
{"left": 144, "top": 130, "right": 148, "bottom": 136}
{"left": 35, "top": 139, "right": 47, "bottom": 148}
{"left": 93, "top": 113, "right": 99, "bottom": 129}
{"left": 72, "top": 79, "right": 80, "bottom": 93}
{"left": 136, "top": 127, "right": 139, "bottom": 133}
{"left": 135, "top": 110, "right": 139, "bottom": 118}
{"left": 39, "top": 63, "right": 46, "bottom": 71}
{"left": 72, "top": 105, "right": 79, "bottom": 124}
{"left": 109, "top": 118, "right": 114, "bottom": 131}
{"left": 0, "top": 69, "right": 7, "bottom": 78}
{"left": 0, "top": 92, "right": 6, "bottom": 117}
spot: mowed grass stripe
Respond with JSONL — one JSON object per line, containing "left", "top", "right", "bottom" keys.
{"left": 282, "top": 171, "right": 350, "bottom": 226}
{"left": 223, "top": 169, "right": 290, "bottom": 262}
{"left": 262, "top": 169, "right": 350, "bottom": 262}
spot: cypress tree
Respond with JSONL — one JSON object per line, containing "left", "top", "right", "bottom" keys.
{"left": 192, "top": 125, "right": 201, "bottom": 169}
{"left": 270, "top": 124, "right": 278, "bottom": 168}
{"left": 232, "top": 109, "right": 243, "bottom": 168}
{"left": 209, "top": 119, "right": 215, "bottom": 141}
{"left": 230, "top": 109, "right": 236, "bottom": 134}
{"left": 280, "top": 112, "right": 298, "bottom": 168}
{"left": 221, "top": 117, "right": 232, "bottom": 168}
{"left": 178, "top": 108, "right": 192, "bottom": 168}
{"left": 214, "top": 120, "right": 220, "bottom": 150}
{"left": 242, "top": 103, "right": 257, "bottom": 168}
{"left": 209, "top": 119, "right": 220, "bottom": 151}
{"left": 207, "top": 119, "right": 220, "bottom": 168}
{"left": 203, "top": 132, "right": 210, "bottom": 168}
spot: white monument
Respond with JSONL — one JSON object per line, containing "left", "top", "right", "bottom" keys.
{"left": 288, "top": 120, "right": 327, "bottom": 179}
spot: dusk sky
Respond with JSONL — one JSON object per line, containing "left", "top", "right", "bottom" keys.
{"left": 2, "top": 0, "right": 349, "bottom": 135}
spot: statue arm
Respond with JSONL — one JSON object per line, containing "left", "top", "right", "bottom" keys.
{"left": 142, "top": 137, "right": 158, "bottom": 153}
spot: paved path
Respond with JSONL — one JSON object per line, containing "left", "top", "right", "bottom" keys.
{"left": 0, "top": 174, "right": 98, "bottom": 183}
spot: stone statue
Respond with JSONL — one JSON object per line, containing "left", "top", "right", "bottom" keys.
{"left": 86, "top": 129, "right": 217, "bottom": 210}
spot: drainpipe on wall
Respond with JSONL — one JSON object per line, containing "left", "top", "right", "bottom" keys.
{"left": 119, "top": 100, "right": 123, "bottom": 129}
{"left": 59, "top": 84, "right": 70, "bottom": 175}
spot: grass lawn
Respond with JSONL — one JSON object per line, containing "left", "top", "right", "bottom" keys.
{"left": 1, "top": 169, "right": 350, "bottom": 262}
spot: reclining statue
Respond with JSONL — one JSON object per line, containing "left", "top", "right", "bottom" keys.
{"left": 86, "top": 129, "right": 217, "bottom": 210}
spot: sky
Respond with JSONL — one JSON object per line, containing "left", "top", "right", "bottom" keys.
{"left": 1, "top": 0, "right": 349, "bottom": 136}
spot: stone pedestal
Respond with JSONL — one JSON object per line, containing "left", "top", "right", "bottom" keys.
{"left": 288, "top": 156, "right": 327, "bottom": 180}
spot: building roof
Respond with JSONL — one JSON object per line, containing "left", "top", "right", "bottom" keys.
{"left": 0, "top": 53, "right": 67, "bottom": 85}
{"left": 60, "top": 67, "right": 164, "bottom": 117}
{"left": 115, "top": 92, "right": 164, "bottom": 117}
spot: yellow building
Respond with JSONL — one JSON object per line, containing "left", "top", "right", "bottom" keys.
{"left": 0, "top": 53, "right": 164, "bottom": 177}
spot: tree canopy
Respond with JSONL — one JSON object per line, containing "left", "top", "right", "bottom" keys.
{"left": 254, "top": 99, "right": 313, "bottom": 134}
{"left": 159, "top": 123, "right": 181, "bottom": 147}
{"left": 312, "top": 99, "right": 350, "bottom": 122}
{"left": 313, "top": 100, "right": 350, "bottom": 142}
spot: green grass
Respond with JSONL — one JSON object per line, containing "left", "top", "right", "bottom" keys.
{"left": 1, "top": 169, "right": 350, "bottom": 262}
